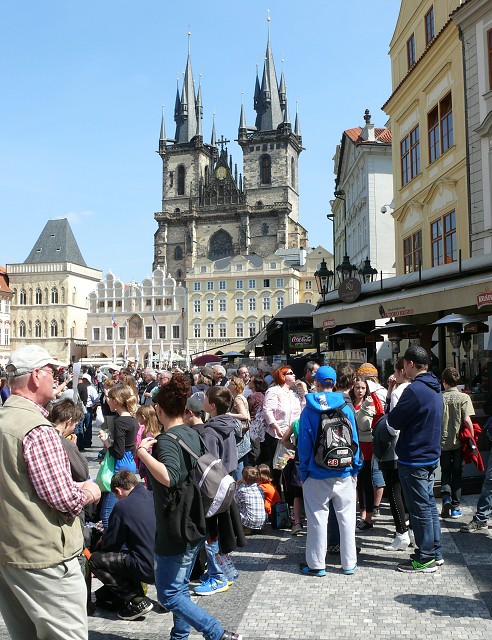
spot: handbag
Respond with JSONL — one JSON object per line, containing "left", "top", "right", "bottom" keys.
{"left": 95, "top": 451, "right": 116, "bottom": 492}
{"left": 249, "top": 407, "right": 267, "bottom": 443}
{"left": 93, "top": 405, "right": 104, "bottom": 429}
{"left": 236, "top": 430, "right": 252, "bottom": 459}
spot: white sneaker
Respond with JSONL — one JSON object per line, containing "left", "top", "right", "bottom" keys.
{"left": 383, "top": 531, "right": 411, "bottom": 551}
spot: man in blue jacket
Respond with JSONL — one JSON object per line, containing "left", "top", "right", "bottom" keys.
{"left": 298, "top": 366, "right": 362, "bottom": 576}
{"left": 387, "top": 346, "right": 443, "bottom": 573}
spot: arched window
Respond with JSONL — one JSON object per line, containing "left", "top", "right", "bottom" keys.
{"left": 261, "top": 222, "right": 269, "bottom": 236}
{"left": 35, "top": 288, "right": 42, "bottom": 304}
{"left": 291, "top": 157, "right": 295, "bottom": 187}
{"left": 60, "top": 319, "right": 65, "bottom": 335}
{"left": 35, "top": 320, "right": 42, "bottom": 338}
{"left": 19, "top": 321, "right": 26, "bottom": 337}
{"left": 174, "top": 245, "right": 183, "bottom": 260}
{"left": 177, "top": 165, "right": 185, "bottom": 195}
{"left": 260, "top": 155, "right": 271, "bottom": 185}
{"left": 51, "top": 320, "right": 58, "bottom": 337}
{"left": 176, "top": 269, "right": 183, "bottom": 279}
{"left": 19, "top": 289, "right": 27, "bottom": 305}
{"left": 208, "top": 230, "right": 233, "bottom": 260}
{"left": 51, "top": 287, "right": 59, "bottom": 304}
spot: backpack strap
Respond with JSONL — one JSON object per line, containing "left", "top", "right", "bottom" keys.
{"left": 166, "top": 431, "right": 206, "bottom": 461}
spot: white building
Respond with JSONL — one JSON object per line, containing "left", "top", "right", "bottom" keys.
{"left": 0, "top": 267, "right": 13, "bottom": 368}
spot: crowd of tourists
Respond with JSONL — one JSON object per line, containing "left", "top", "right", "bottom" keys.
{"left": 1, "top": 344, "right": 491, "bottom": 640}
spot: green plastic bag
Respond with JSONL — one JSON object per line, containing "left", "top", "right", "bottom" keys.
{"left": 95, "top": 452, "right": 115, "bottom": 492}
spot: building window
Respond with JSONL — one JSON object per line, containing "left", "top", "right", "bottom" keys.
{"left": 270, "top": 262, "right": 277, "bottom": 269}
{"left": 106, "top": 327, "right": 113, "bottom": 341}
{"left": 260, "top": 154, "right": 271, "bottom": 184}
{"left": 159, "top": 325, "right": 166, "bottom": 339}
{"left": 219, "top": 323, "right": 227, "bottom": 338}
{"left": 34, "top": 320, "right": 41, "bottom": 338}
{"left": 401, "top": 125, "right": 420, "bottom": 186}
{"left": 177, "top": 165, "right": 185, "bottom": 195}
{"left": 219, "top": 298, "right": 226, "bottom": 312}
{"left": 403, "top": 230, "right": 423, "bottom": 273}
{"left": 407, "top": 34, "right": 416, "bottom": 68}
{"left": 489, "top": 29, "right": 492, "bottom": 91}
{"left": 4, "top": 327, "right": 9, "bottom": 345}
{"left": 93, "top": 327, "right": 100, "bottom": 341}
{"left": 276, "top": 296, "right": 284, "bottom": 311}
{"left": 145, "top": 326, "right": 152, "bottom": 339}
{"left": 248, "top": 322, "right": 256, "bottom": 337}
{"left": 236, "top": 298, "right": 244, "bottom": 312}
{"left": 431, "top": 211, "right": 456, "bottom": 267}
{"left": 207, "top": 281, "right": 214, "bottom": 291}
{"left": 236, "top": 323, "right": 244, "bottom": 338}
{"left": 248, "top": 279, "right": 256, "bottom": 289}
{"left": 236, "top": 263, "right": 243, "bottom": 271}
{"left": 194, "top": 323, "right": 201, "bottom": 338}
{"left": 119, "top": 326, "right": 126, "bottom": 340}
{"left": 428, "top": 93, "right": 453, "bottom": 163}
{"left": 207, "top": 299, "right": 214, "bottom": 312}
{"left": 207, "top": 323, "right": 214, "bottom": 338}
{"left": 276, "top": 278, "right": 284, "bottom": 288}
{"left": 194, "top": 300, "right": 201, "bottom": 313}
{"left": 194, "top": 282, "right": 201, "bottom": 291}
{"left": 425, "top": 6, "right": 435, "bottom": 46}
{"left": 51, "top": 320, "right": 58, "bottom": 337}
{"left": 172, "top": 325, "right": 180, "bottom": 340}
{"left": 174, "top": 245, "right": 183, "bottom": 260}
{"left": 219, "top": 280, "right": 226, "bottom": 290}
{"left": 19, "top": 289, "right": 27, "bottom": 305}
{"left": 263, "top": 278, "right": 270, "bottom": 288}
{"left": 51, "top": 288, "right": 58, "bottom": 304}
{"left": 19, "top": 321, "right": 26, "bottom": 337}
{"left": 248, "top": 297, "right": 256, "bottom": 312}
{"left": 262, "top": 297, "right": 271, "bottom": 311}
{"left": 201, "top": 265, "right": 207, "bottom": 273}
{"left": 35, "top": 288, "right": 42, "bottom": 304}
{"left": 236, "top": 280, "right": 243, "bottom": 290}
{"left": 305, "top": 280, "right": 313, "bottom": 290}
{"left": 291, "top": 157, "right": 295, "bottom": 187}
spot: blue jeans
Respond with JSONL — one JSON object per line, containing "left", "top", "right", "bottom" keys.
{"left": 204, "top": 540, "right": 227, "bottom": 582}
{"left": 101, "top": 491, "right": 118, "bottom": 530}
{"left": 398, "top": 462, "right": 442, "bottom": 563}
{"left": 155, "top": 546, "right": 224, "bottom": 640}
{"left": 474, "top": 453, "right": 492, "bottom": 524}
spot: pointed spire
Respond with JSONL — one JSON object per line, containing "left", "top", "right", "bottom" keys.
{"left": 174, "top": 32, "right": 198, "bottom": 143}
{"left": 160, "top": 105, "right": 166, "bottom": 141}
{"left": 238, "top": 93, "right": 247, "bottom": 142}
{"left": 253, "top": 64, "right": 261, "bottom": 111}
{"left": 174, "top": 78, "right": 181, "bottom": 120}
{"left": 282, "top": 96, "right": 291, "bottom": 126}
{"left": 211, "top": 111, "right": 216, "bottom": 147}
{"left": 196, "top": 79, "right": 203, "bottom": 138}
{"left": 254, "top": 19, "right": 283, "bottom": 131}
{"left": 294, "top": 100, "right": 302, "bottom": 137}
{"left": 278, "top": 68, "right": 287, "bottom": 110}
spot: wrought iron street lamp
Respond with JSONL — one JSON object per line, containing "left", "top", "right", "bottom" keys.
{"left": 314, "top": 258, "right": 334, "bottom": 300}
{"left": 358, "top": 257, "right": 379, "bottom": 283}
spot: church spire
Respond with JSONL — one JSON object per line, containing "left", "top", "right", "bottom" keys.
{"left": 278, "top": 68, "right": 287, "bottom": 110}
{"left": 294, "top": 100, "right": 302, "bottom": 139}
{"left": 254, "top": 20, "right": 283, "bottom": 131}
{"left": 174, "top": 33, "right": 198, "bottom": 143}
{"left": 211, "top": 111, "right": 216, "bottom": 147}
{"left": 238, "top": 94, "right": 247, "bottom": 143}
{"left": 196, "top": 80, "right": 203, "bottom": 138}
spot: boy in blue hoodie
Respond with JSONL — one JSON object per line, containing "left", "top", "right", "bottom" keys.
{"left": 298, "top": 366, "right": 362, "bottom": 576}
{"left": 387, "top": 345, "right": 443, "bottom": 574}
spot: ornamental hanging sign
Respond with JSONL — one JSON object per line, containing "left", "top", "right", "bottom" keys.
{"left": 477, "top": 291, "right": 492, "bottom": 309}
{"left": 288, "top": 332, "right": 315, "bottom": 349}
{"left": 338, "top": 277, "right": 361, "bottom": 303}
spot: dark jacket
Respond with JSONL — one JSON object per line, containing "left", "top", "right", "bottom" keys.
{"left": 388, "top": 371, "right": 442, "bottom": 466}
{"left": 102, "top": 483, "right": 156, "bottom": 583}
{"left": 202, "top": 414, "right": 240, "bottom": 473}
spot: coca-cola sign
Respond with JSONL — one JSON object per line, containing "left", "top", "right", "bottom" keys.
{"left": 289, "top": 332, "right": 315, "bottom": 349}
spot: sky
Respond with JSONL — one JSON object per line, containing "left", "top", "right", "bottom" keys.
{"left": 1, "top": 0, "right": 401, "bottom": 284}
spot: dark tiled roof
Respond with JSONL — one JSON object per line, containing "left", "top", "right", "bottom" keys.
{"left": 345, "top": 127, "right": 392, "bottom": 144}
{"left": 24, "top": 218, "right": 87, "bottom": 266}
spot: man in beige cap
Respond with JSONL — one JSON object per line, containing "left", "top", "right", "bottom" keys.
{"left": 0, "top": 345, "right": 101, "bottom": 639}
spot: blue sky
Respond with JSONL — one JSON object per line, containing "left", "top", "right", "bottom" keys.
{"left": 1, "top": 1, "right": 400, "bottom": 283}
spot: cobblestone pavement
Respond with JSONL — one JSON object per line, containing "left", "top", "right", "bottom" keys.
{"left": 1, "top": 443, "right": 492, "bottom": 639}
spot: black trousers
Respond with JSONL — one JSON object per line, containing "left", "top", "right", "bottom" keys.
{"left": 89, "top": 551, "right": 145, "bottom": 602}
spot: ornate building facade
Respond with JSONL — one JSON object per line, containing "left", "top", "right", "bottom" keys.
{"left": 153, "top": 32, "right": 309, "bottom": 283}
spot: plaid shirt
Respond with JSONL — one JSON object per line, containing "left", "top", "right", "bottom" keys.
{"left": 23, "top": 409, "right": 86, "bottom": 519}
{"left": 235, "top": 483, "right": 268, "bottom": 529}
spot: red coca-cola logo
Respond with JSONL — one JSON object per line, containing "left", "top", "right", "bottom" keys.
{"left": 290, "top": 334, "right": 313, "bottom": 346}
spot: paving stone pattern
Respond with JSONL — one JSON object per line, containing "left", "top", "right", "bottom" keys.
{"left": 1, "top": 442, "right": 492, "bottom": 639}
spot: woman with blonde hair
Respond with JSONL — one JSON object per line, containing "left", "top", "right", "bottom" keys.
{"left": 135, "top": 404, "right": 161, "bottom": 490}
{"left": 125, "top": 375, "right": 140, "bottom": 401}
{"left": 99, "top": 384, "right": 139, "bottom": 528}
{"left": 228, "top": 376, "right": 251, "bottom": 480}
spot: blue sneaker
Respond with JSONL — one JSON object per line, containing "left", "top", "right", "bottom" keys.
{"left": 342, "top": 564, "right": 357, "bottom": 575}
{"left": 194, "top": 577, "right": 230, "bottom": 596}
{"left": 299, "top": 563, "right": 326, "bottom": 577}
{"left": 450, "top": 508, "right": 462, "bottom": 519}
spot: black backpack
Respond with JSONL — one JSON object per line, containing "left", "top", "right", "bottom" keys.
{"left": 314, "top": 402, "right": 357, "bottom": 469}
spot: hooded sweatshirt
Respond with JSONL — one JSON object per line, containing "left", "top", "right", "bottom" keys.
{"left": 202, "top": 414, "right": 240, "bottom": 473}
{"left": 387, "top": 371, "right": 442, "bottom": 466}
{"left": 298, "top": 391, "right": 363, "bottom": 481}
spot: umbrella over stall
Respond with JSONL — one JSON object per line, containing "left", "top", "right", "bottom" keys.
{"left": 192, "top": 354, "right": 222, "bottom": 366}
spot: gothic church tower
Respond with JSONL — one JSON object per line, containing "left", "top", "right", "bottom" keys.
{"left": 153, "top": 32, "right": 308, "bottom": 280}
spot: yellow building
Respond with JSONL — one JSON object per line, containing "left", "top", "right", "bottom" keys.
{"left": 383, "top": 0, "right": 468, "bottom": 274}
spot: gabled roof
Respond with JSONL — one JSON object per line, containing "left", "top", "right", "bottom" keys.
{"left": 24, "top": 218, "right": 87, "bottom": 266}
{"left": 0, "top": 266, "right": 13, "bottom": 294}
{"left": 344, "top": 127, "right": 392, "bottom": 144}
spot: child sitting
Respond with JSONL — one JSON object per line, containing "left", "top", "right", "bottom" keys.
{"left": 235, "top": 466, "right": 268, "bottom": 533}
{"left": 257, "top": 464, "right": 281, "bottom": 520}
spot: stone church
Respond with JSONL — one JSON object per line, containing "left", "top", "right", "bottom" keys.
{"left": 153, "top": 32, "right": 309, "bottom": 280}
